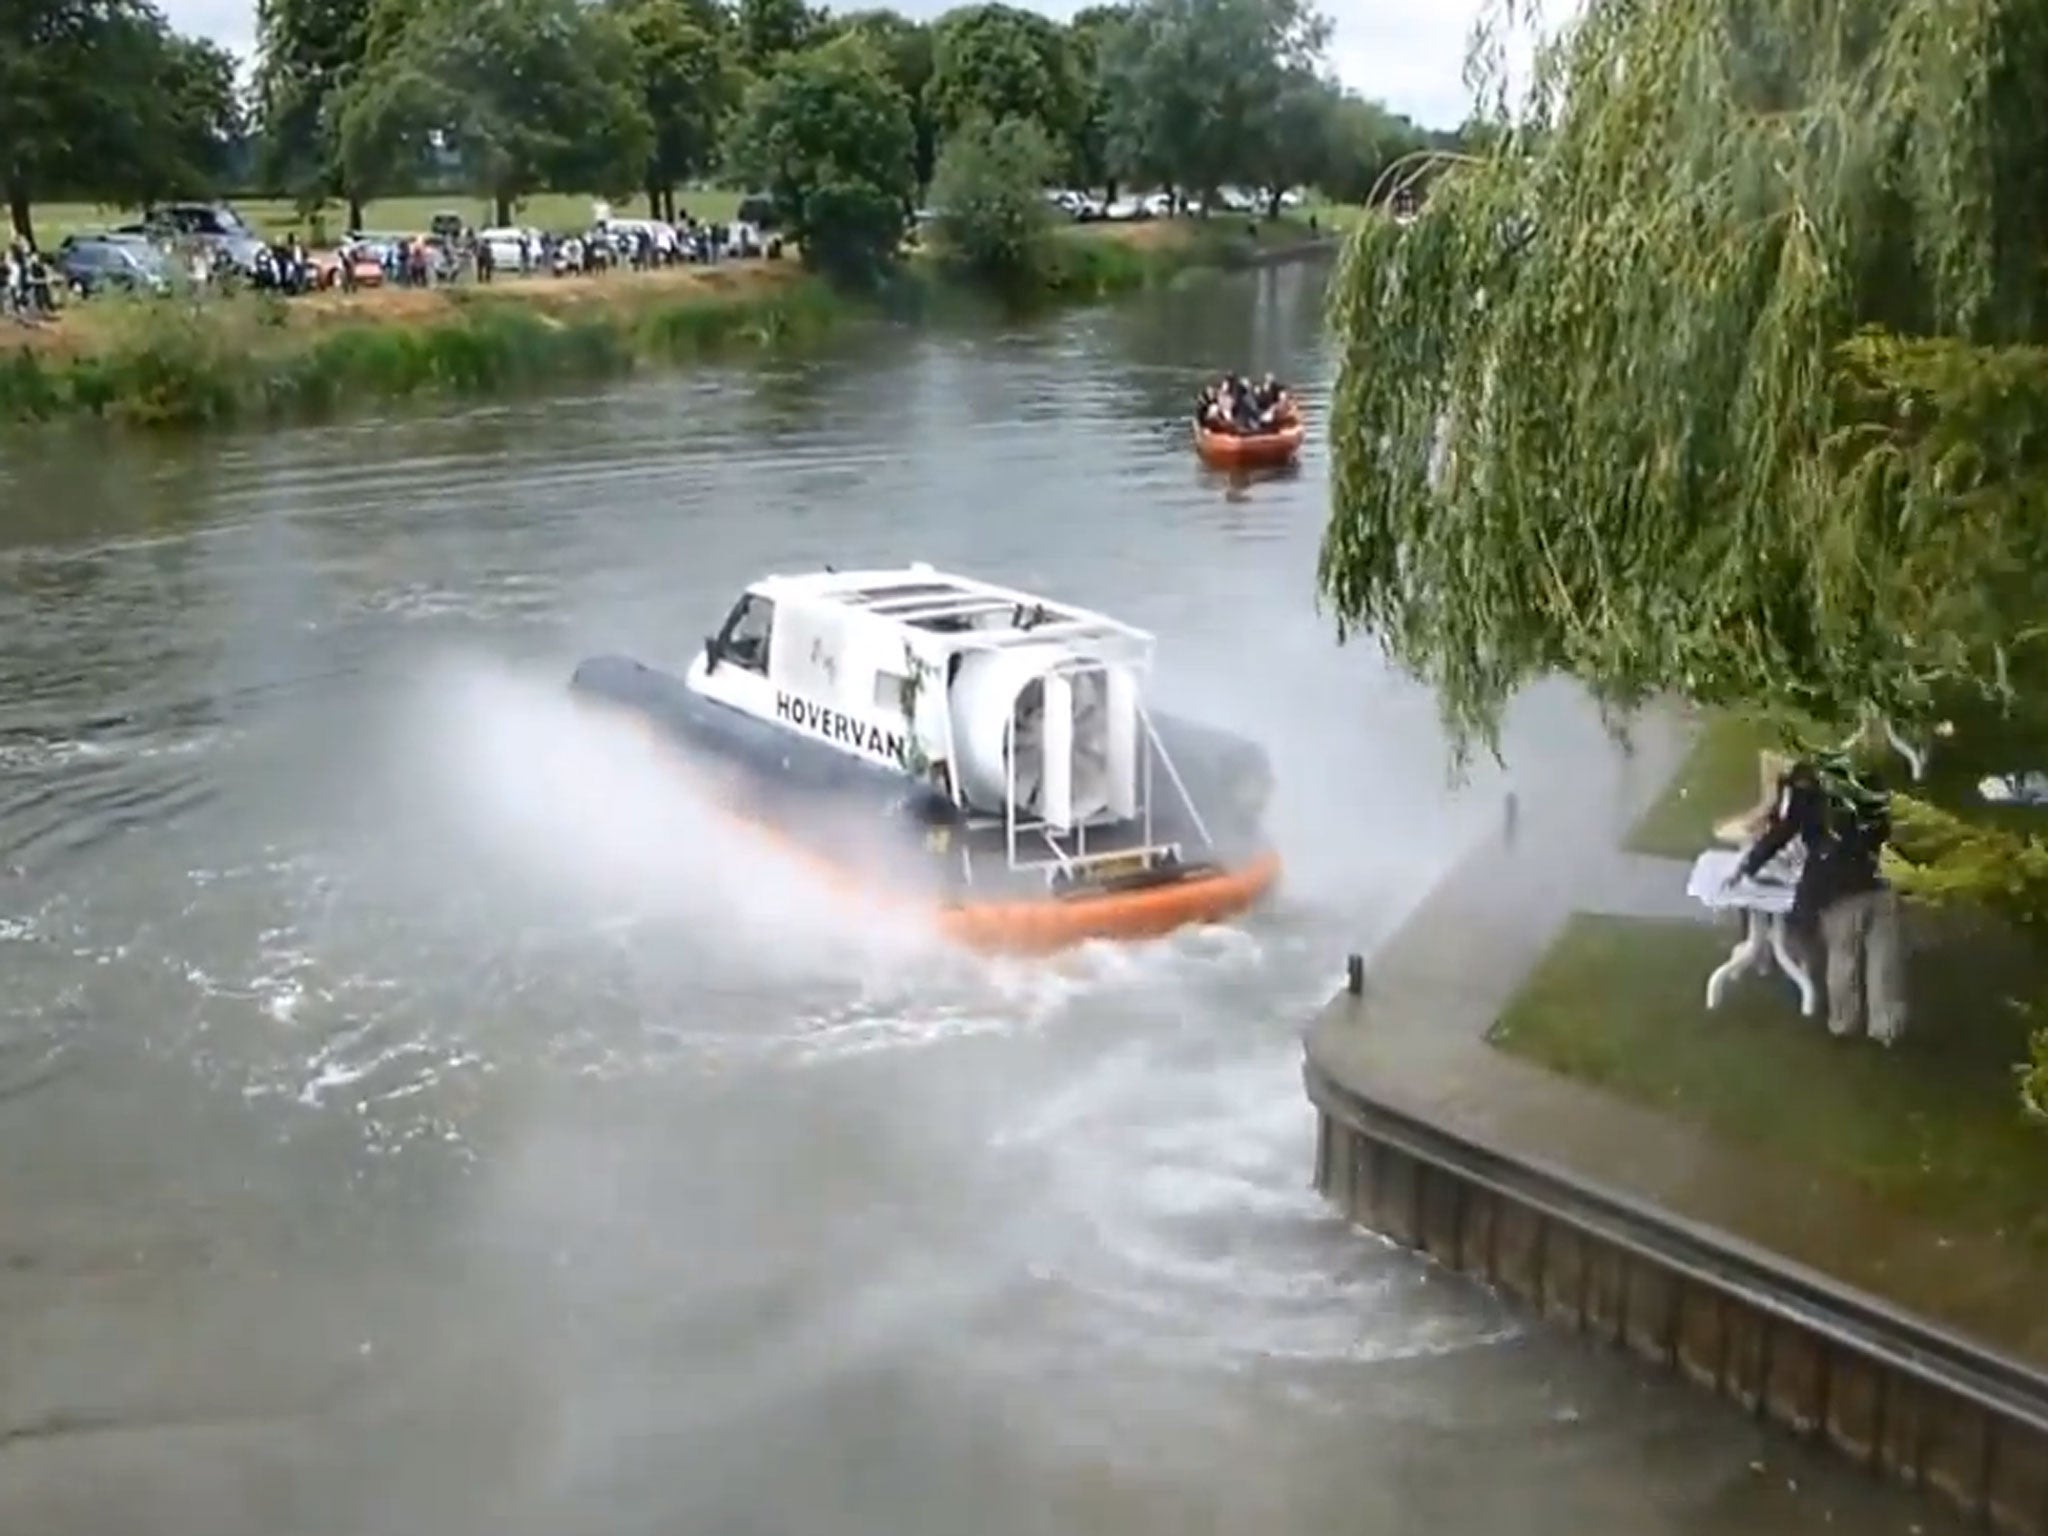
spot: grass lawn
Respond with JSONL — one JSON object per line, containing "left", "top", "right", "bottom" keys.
{"left": 28, "top": 189, "right": 746, "bottom": 249}
{"left": 1626, "top": 713, "right": 1774, "bottom": 858}
{"left": 1491, "top": 911, "right": 2048, "bottom": 1252}
{"left": 1299, "top": 198, "right": 1371, "bottom": 230}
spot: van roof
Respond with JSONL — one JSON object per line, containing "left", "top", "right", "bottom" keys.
{"left": 751, "top": 565, "right": 1154, "bottom": 655}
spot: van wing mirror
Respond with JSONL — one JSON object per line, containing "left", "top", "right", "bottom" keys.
{"left": 703, "top": 633, "right": 721, "bottom": 672}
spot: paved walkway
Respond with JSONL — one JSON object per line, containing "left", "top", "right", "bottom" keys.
{"left": 1306, "top": 710, "right": 2048, "bottom": 1369}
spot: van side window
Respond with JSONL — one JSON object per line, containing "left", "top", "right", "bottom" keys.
{"left": 874, "top": 670, "right": 907, "bottom": 715}
{"left": 720, "top": 594, "right": 775, "bottom": 674}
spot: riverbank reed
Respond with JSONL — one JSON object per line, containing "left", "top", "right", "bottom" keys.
{"left": 0, "top": 275, "right": 849, "bottom": 429}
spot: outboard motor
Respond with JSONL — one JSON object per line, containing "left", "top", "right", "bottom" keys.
{"left": 947, "top": 643, "right": 1141, "bottom": 830}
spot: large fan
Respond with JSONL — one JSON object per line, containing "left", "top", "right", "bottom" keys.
{"left": 1067, "top": 667, "right": 1113, "bottom": 821}
{"left": 1006, "top": 678, "right": 1047, "bottom": 812}
{"left": 1004, "top": 668, "right": 1114, "bottom": 825}
{"left": 951, "top": 646, "right": 1136, "bottom": 825}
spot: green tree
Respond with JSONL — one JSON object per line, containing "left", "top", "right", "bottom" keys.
{"left": 150, "top": 35, "right": 245, "bottom": 198}
{"left": 1063, "top": 4, "right": 1128, "bottom": 194}
{"left": 926, "top": 4, "right": 1081, "bottom": 156}
{"left": 1321, "top": 0, "right": 2048, "bottom": 763}
{"left": 613, "top": 0, "right": 738, "bottom": 220}
{"left": 1313, "top": 94, "right": 1429, "bottom": 206}
{"left": 736, "top": 0, "right": 822, "bottom": 72}
{"left": 254, "top": 0, "right": 373, "bottom": 224}
{"left": 338, "top": 0, "right": 653, "bottom": 225}
{"left": 0, "top": 1, "right": 239, "bottom": 243}
{"left": 928, "top": 113, "right": 1058, "bottom": 287}
{"left": 1, "top": 0, "right": 142, "bottom": 242}
{"left": 1246, "top": 66, "right": 1334, "bottom": 215}
{"left": 832, "top": 10, "right": 937, "bottom": 194}
{"left": 727, "top": 33, "right": 916, "bottom": 284}
{"left": 1102, "top": 0, "right": 1329, "bottom": 207}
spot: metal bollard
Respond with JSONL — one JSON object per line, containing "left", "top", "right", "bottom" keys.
{"left": 1345, "top": 952, "right": 1365, "bottom": 996}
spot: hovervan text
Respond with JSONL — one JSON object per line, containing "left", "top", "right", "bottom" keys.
{"left": 774, "top": 691, "right": 909, "bottom": 766}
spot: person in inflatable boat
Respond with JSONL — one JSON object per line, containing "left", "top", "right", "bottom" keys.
{"left": 1194, "top": 375, "right": 1293, "bottom": 435}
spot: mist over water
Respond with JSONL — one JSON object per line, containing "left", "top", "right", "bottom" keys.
{"left": 0, "top": 263, "right": 1958, "bottom": 1535}
{"left": 409, "top": 653, "right": 946, "bottom": 980}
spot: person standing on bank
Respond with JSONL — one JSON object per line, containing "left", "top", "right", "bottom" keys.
{"left": 1725, "top": 752, "right": 1905, "bottom": 1043}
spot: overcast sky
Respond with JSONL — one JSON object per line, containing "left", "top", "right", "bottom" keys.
{"left": 160, "top": 0, "right": 1513, "bottom": 130}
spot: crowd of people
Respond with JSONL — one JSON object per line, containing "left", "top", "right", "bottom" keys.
{"left": 1195, "top": 373, "right": 1296, "bottom": 436}
{"left": 470, "top": 218, "right": 773, "bottom": 283}
{"left": 3, "top": 204, "right": 782, "bottom": 324}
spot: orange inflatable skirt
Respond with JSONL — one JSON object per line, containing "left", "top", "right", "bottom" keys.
{"left": 726, "top": 802, "right": 1279, "bottom": 957}
{"left": 597, "top": 703, "right": 1281, "bottom": 956}
{"left": 936, "top": 850, "right": 1281, "bottom": 955}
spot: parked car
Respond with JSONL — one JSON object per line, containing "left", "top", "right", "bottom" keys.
{"left": 54, "top": 234, "right": 173, "bottom": 297}
{"left": 315, "top": 238, "right": 391, "bottom": 288}
{"left": 120, "top": 202, "right": 269, "bottom": 275}
{"left": 735, "top": 193, "right": 780, "bottom": 231}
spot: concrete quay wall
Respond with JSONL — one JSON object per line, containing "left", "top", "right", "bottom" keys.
{"left": 1307, "top": 1045, "right": 2048, "bottom": 1535}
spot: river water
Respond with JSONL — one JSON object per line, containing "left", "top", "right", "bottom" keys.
{"left": 0, "top": 261, "right": 1953, "bottom": 1535}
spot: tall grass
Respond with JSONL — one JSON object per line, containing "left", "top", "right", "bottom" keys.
{"left": 0, "top": 278, "right": 850, "bottom": 429}
{"left": 1041, "top": 234, "right": 1167, "bottom": 298}
{"left": 888, "top": 227, "right": 1204, "bottom": 325}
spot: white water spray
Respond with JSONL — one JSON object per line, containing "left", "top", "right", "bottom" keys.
{"left": 401, "top": 652, "right": 948, "bottom": 987}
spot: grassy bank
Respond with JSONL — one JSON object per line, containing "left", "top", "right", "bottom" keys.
{"left": 1044, "top": 214, "right": 1304, "bottom": 293}
{"left": 1491, "top": 911, "right": 2048, "bottom": 1253}
{"left": 2, "top": 213, "right": 1322, "bottom": 430}
{"left": 0, "top": 264, "right": 844, "bottom": 428}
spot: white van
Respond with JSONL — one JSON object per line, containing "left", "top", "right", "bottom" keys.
{"left": 601, "top": 216, "right": 678, "bottom": 260}
{"left": 478, "top": 226, "right": 539, "bottom": 273}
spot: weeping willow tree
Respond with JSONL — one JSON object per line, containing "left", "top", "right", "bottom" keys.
{"left": 1321, "top": 0, "right": 2048, "bottom": 1100}
{"left": 1324, "top": 0, "right": 2048, "bottom": 757}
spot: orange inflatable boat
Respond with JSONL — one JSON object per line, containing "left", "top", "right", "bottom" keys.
{"left": 571, "top": 563, "right": 1282, "bottom": 956}
{"left": 1194, "top": 414, "right": 1305, "bottom": 469}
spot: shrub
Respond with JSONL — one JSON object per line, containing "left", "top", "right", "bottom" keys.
{"left": 928, "top": 113, "right": 1058, "bottom": 291}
